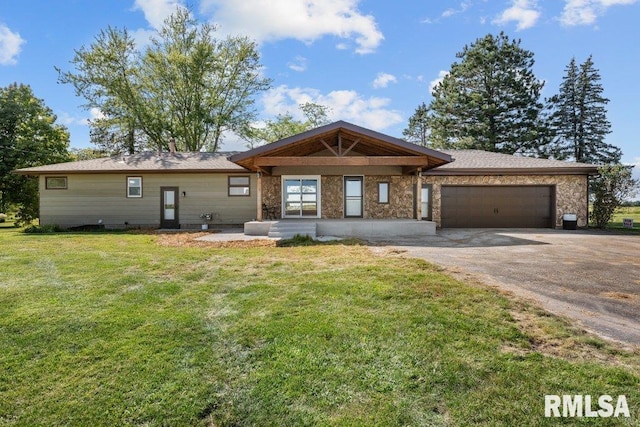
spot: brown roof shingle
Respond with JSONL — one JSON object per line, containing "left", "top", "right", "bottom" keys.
{"left": 427, "top": 150, "right": 599, "bottom": 175}
{"left": 15, "top": 151, "right": 247, "bottom": 175}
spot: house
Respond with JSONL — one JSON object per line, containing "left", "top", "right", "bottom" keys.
{"left": 15, "top": 121, "right": 598, "bottom": 236}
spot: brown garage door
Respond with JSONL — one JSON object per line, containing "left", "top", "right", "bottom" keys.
{"left": 441, "top": 185, "right": 554, "bottom": 228}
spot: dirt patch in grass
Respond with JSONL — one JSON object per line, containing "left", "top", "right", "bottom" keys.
{"left": 601, "top": 291, "right": 639, "bottom": 303}
{"left": 154, "top": 231, "right": 277, "bottom": 249}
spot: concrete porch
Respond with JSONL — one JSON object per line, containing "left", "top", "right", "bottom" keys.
{"left": 244, "top": 219, "right": 437, "bottom": 239}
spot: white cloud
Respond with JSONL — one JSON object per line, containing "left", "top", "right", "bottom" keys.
{"left": 288, "top": 56, "right": 307, "bottom": 72}
{"left": 560, "top": 0, "right": 638, "bottom": 26}
{"left": 372, "top": 72, "right": 397, "bottom": 89}
{"left": 441, "top": 2, "right": 472, "bottom": 18}
{"left": 132, "top": 0, "right": 186, "bottom": 29}
{"left": 493, "top": 0, "right": 541, "bottom": 30}
{"left": 200, "top": 0, "right": 384, "bottom": 54}
{"left": 0, "top": 23, "right": 25, "bottom": 65}
{"left": 429, "top": 70, "right": 449, "bottom": 95}
{"left": 261, "top": 85, "right": 403, "bottom": 131}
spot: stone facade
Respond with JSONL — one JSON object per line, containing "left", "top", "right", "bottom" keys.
{"left": 260, "top": 173, "right": 589, "bottom": 228}
{"left": 364, "top": 175, "right": 414, "bottom": 219}
{"left": 321, "top": 176, "right": 343, "bottom": 218}
{"left": 423, "top": 174, "right": 589, "bottom": 227}
{"left": 262, "top": 176, "right": 281, "bottom": 217}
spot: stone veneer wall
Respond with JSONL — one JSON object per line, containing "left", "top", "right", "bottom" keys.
{"left": 364, "top": 176, "right": 414, "bottom": 219}
{"left": 262, "top": 176, "right": 281, "bottom": 217}
{"left": 423, "top": 174, "right": 589, "bottom": 227}
{"left": 262, "top": 175, "right": 416, "bottom": 219}
{"left": 321, "top": 176, "right": 343, "bottom": 218}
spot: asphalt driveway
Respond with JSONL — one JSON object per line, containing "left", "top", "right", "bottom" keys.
{"left": 371, "top": 229, "right": 640, "bottom": 346}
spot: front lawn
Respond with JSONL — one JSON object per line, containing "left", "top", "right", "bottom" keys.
{"left": 1, "top": 229, "right": 638, "bottom": 426}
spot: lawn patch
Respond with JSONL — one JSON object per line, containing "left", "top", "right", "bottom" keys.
{"left": 1, "top": 229, "right": 638, "bottom": 425}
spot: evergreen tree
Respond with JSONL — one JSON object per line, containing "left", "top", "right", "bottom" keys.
{"left": 546, "top": 56, "right": 621, "bottom": 164}
{"left": 402, "top": 102, "right": 429, "bottom": 146}
{"left": 426, "top": 32, "right": 545, "bottom": 154}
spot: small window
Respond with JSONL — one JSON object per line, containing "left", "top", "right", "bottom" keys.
{"left": 127, "top": 177, "right": 142, "bottom": 198}
{"left": 45, "top": 176, "right": 67, "bottom": 189}
{"left": 228, "top": 176, "right": 250, "bottom": 196}
{"left": 378, "top": 182, "right": 389, "bottom": 204}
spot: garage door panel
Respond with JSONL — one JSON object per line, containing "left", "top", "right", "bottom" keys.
{"left": 441, "top": 185, "right": 553, "bottom": 228}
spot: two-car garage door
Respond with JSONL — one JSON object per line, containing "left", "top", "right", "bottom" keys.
{"left": 441, "top": 185, "right": 554, "bottom": 228}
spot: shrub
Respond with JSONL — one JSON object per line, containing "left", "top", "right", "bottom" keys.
{"left": 23, "top": 224, "right": 64, "bottom": 234}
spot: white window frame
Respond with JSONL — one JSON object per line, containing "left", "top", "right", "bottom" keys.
{"left": 127, "top": 176, "right": 143, "bottom": 198}
{"left": 281, "top": 175, "right": 321, "bottom": 218}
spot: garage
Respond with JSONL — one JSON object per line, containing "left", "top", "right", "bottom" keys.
{"left": 441, "top": 185, "right": 554, "bottom": 228}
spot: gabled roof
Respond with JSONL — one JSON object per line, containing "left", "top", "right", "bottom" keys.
{"left": 229, "top": 121, "right": 453, "bottom": 174}
{"left": 15, "top": 152, "right": 247, "bottom": 175}
{"left": 427, "top": 150, "right": 599, "bottom": 175}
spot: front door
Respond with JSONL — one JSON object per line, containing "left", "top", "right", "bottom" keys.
{"left": 344, "top": 176, "right": 363, "bottom": 218}
{"left": 160, "top": 187, "right": 179, "bottom": 229}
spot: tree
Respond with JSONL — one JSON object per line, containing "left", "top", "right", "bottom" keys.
{"left": 69, "top": 147, "right": 110, "bottom": 161}
{"left": 244, "top": 102, "right": 331, "bottom": 148}
{"left": 0, "top": 84, "right": 70, "bottom": 223}
{"left": 426, "top": 32, "right": 546, "bottom": 154}
{"left": 591, "top": 165, "right": 639, "bottom": 228}
{"left": 546, "top": 56, "right": 621, "bottom": 164}
{"left": 403, "top": 102, "right": 429, "bottom": 146}
{"left": 58, "top": 8, "right": 271, "bottom": 153}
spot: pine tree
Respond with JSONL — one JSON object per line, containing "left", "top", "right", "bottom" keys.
{"left": 403, "top": 102, "right": 429, "bottom": 146}
{"left": 426, "top": 32, "right": 545, "bottom": 154}
{"left": 547, "top": 56, "right": 621, "bottom": 164}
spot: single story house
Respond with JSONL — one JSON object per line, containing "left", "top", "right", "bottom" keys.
{"left": 16, "top": 121, "right": 598, "bottom": 237}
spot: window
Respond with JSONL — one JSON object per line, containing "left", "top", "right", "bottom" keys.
{"left": 282, "top": 176, "right": 321, "bottom": 218}
{"left": 127, "top": 177, "right": 142, "bottom": 198}
{"left": 228, "top": 176, "right": 250, "bottom": 196}
{"left": 378, "top": 182, "right": 389, "bottom": 204}
{"left": 45, "top": 176, "right": 67, "bottom": 189}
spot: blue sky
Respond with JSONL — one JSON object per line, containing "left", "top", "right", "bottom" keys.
{"left": 1, "top": 0, "right": 638, "bottom": 178}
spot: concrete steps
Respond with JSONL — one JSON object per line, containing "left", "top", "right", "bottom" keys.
{"left": 267, "top": 221, "right": 317, "bottom": 239}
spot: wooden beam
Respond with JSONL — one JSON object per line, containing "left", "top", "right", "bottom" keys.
{"left": 254, "top": 156, "right": 431, "bottom": 167}
{"left": 415, "top": 169, "right": 422, "bottom": 221}
{"left": 319, "top": 138, "right": 338, "bottom": 157}
{"left": 341, "top": 138, "right": 360, "bottom": 157}
{"left": 256, "top": 172, "right": 263, "bottom": 221}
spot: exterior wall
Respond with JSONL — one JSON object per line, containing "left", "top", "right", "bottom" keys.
{"left": 39, "top": 173, "right": 257, "bottom": 228}
{"left": 364, "top": 175, "right": 414, "bottom": 219}
{"left": 261, "top": 173, "right": 415, "bottom": 219}
{"left": 423, "top": 174, "right": 589, "bottom": 228}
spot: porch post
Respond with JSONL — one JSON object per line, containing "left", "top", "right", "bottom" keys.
{"left": 415, "top": 169, "right": 422, "bottom": 221}
{"left": 256, "top": 171, "right": 263, "bottom": 221}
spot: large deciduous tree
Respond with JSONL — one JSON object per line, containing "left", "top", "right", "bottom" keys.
{"left": 244, "top": 102, "right": 331, "bottom": 148}
{"left": 0, "top": 84, "right": 70, "bottom": 223}
{"left": 426, "top": 32, "right": 545, "bottom": 154}
{"left": 546, "top": 56, "right": 621, "bottom": 164}
{"left": 58, "top": 8, "right": 271, "bottom": 153}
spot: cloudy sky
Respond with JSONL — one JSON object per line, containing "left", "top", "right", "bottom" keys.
{"left": 1, "top": 0, "right": 638, "bottom": 175}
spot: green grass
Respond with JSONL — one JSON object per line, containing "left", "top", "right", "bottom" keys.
{"left": 1, "top": 229, "right": 639, "bottom": 426}
{"left": 593, "top": 206, "right": 640, "bottom": 233}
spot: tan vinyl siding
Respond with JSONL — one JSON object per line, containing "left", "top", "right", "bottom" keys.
{"left": 39, "top": 173, "right": 257, "bottom": 228}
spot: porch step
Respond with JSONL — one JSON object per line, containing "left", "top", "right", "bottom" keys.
{"left": 268, "top": 221, "right": 317, "bottom": 239}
